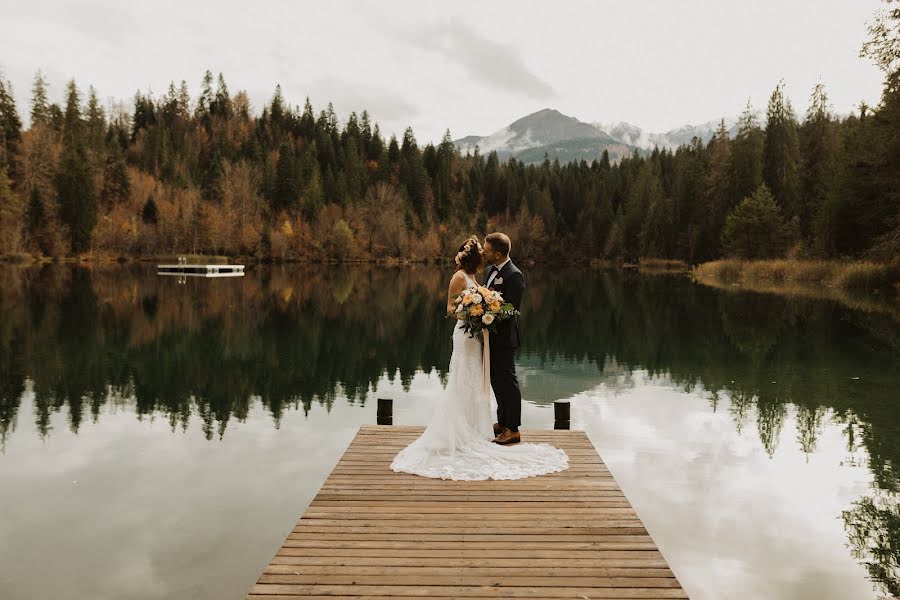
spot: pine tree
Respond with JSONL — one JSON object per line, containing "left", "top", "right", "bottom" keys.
{"left": 55, "top": 80, "right": 98, "bottom": 253}
{"left": 274, "top": 141, "right": 299, "bottom": 211}
{"left": 763, "top": 81, "right": 801, "bottom": 224}
{"left": 196, "top": 70, "right": 215, "bottom": 125}
{"left": 399, "top": 128, "right": 429, "bottom": 220}
{"left": 858, "top": 2, "right": 900, "bottom": 260}
{"left": 141, "top": 195, "right": 158, "bottom": 225}
{"left": 0, "top": 76, "right": 22, "bottom": 158}
{"left": 211, "top": 73, "right": 232, "bottom": 119}
{"left": 433, "top": 130, "right": 454, "bottom": 220}
{"left": 30, "top": 71, "right": 50, "bottom": 128}
{"left": 623, "top": 160, "right": 662, "bottom": 260}
{"left": 387, "top": 135, "right": 400, "bottom": 164}
{"left": 85, "top": 86, "right": 105, "bottom": 152}
{"left": 302, "top": 163, "right": 323, "bottom": 219}
{"left": 299, "top": 97, "right": 315, "bottom": 139}
{"left": 800, "top": 83, "right": 838, "bottom": 245}
{"left": 731, "top": 99, "right": 764, "bottom": 203}
{"left": 26, "top": 186, "right": 44, "bottom": 240}
{"left": 721, "top": 184, "right": 792, "bottom": 258}
{"left": 696, "top": 123, "right": 733, "bottom": 260}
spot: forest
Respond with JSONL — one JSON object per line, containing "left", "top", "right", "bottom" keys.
{"left": 0, "top": 11, "right": 897, "bottom": 266}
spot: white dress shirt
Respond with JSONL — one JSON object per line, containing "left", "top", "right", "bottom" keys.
{"left": 486, "top": 257, "right": 510, "bottom": 287}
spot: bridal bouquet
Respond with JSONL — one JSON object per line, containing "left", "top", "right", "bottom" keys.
{"left": 449, "top": 284, "right": 519, "bottom": 338}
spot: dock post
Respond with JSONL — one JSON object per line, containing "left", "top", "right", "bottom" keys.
{"left": 377, "top": 398, "right": 393, "bottom": 425}
{"left": 554, "top": 400, "right": 570, "bottom": 430}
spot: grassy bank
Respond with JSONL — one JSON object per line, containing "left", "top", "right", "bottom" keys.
{"left": 694, "top": 258, "right": 900, "bottom": 292}
{"left": 693, "top": 258, "right": 900, "bottom": 320}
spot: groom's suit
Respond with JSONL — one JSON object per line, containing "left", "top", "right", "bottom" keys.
{"left": 485, "top": 259, "right": 525, "bottom": 430}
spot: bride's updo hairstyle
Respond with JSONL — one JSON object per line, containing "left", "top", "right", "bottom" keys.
{"left": 455, "top": 235, "right": 483, "bottom": 274}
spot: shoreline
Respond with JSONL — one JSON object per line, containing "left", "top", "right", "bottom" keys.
{"left": 692, "top": 258, "right": 900, "bottom": 321}
{"left": 693, "top": 258, "right": 900, "bottom": 292}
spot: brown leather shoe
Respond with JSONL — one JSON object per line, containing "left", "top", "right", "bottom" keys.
{"left": 493, "top": 427, "right": 521, "bottom": 445}
{"left": 493, "top": 422, "right": 503, "bottom": 436}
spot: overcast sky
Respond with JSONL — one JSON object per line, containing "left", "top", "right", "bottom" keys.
{"left": 0, "top": 0, "right": 887, "bottom": 144}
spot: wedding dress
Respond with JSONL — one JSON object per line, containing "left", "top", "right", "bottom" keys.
{"left": 390, "top": 272, "right": 569, "bottom": 480}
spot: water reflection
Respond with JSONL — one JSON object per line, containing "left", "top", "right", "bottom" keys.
{"left": 0, "top": 263, "right": 898, "bottom": 598}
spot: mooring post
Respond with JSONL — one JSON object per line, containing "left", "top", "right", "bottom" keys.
{"left": 554, "top": 400, "right": 570, "bottom": 430}
{"left": 377, "top": 398, "right": 393, "bottom": 425}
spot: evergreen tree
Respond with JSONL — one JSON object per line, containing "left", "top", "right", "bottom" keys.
{"left": 399, "top": 127, "right": 429, "bottom": 220}
{"left": 763, "top": 81, "right": 801, "bottom": 225}
{"left": 211, "top": 73, "right": 232, "bottom": 119}
{"left": 0, "top": 76, "right": 22, "bottom": 158}
{"left": 85, "top": 85, "right": 105, "bottom": 152}
{"left": 26, "top": 187, "right": 44, "bottom": 240}
{"left": 55, "top": 80, "right": 98, "bottom": 253}
{"left": 622, "top": 160, "right": 662, "bottom": 259}
{"left": 387, "top": 135, "right": 400, "bottom": 164}
{"left": 141, "top": 195, "right": 159, "bottom": 225}
{"left": 692, "top": 121, "right": 734, "bottom": 260}
{"left": 433, "top": 130, "right": 454, "bottom": 220}
{"left": 30, "top": 71, "right": 50, "bottom": 128}
{"left": 721, "top": 184, "right": 792, "bottom": 258}
{"left": 299, "top": 97, "right": 315, "bottom": 139}
{"left": 800, "top": 83, "right": 838, "bottom": 245}
{"left": 859, "top": 2, "right": 900, "bottom": 260}
{"left": 274, "top": 141, "right": 299, "bottom": 211}
{"left": 731, "top": 99, "right": 764, "bottom": 202}
{"left": 302, "top": 164, "right": 323, "bottom": 219}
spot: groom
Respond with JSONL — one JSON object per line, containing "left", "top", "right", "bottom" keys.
{"left": 482, "top": 232, "right": 525, "bottom": 445}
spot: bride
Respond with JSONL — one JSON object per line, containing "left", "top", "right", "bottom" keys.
{"left": 390, "top": 236, "right": 569, "bottom": 480}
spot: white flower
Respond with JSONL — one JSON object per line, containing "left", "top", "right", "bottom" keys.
{"left": 481, "top": 313, "right": 495, "bottom": 325}
{"left": 456, "top": 303, "right": 465, "bottom": 313}
{"left": 472, "top": 293, "right": 482, "bottom": 304}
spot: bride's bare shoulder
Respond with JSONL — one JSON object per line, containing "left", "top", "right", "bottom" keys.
{"left": 448, "top": 269, "right": 468, "bottom": 290}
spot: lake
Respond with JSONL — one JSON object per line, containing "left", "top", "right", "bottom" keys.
{"left": 0, "top": 263, "right": 898, "bottom": 600}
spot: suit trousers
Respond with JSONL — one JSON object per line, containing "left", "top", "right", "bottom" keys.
{"left": 489, "top": 341, "right": 521, "bottom": 430}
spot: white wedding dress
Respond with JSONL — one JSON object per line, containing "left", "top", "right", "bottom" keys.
{"left": 390, "top": 272, "right": 569, "bottom": 480}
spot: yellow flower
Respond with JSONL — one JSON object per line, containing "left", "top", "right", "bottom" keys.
{"left": 470, "top": 304, "right": 484, "bottom": 317}
{"left": 462, "top": 293, "right": 474, "bottom": 306}
{"left": 489, "top": 301, "right": 501, "bottom": 313}
{"left": 478, "top": 286, "right": 491, "bottom": 297}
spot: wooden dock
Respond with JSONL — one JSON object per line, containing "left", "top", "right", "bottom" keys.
{"left": 157, "top": 263, "right": 245, "bottom": 277}
{"left": 246, "top": 424, "right": 688, "bottom": 599}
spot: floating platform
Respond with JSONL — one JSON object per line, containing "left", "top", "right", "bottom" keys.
{"left": 246, "top": 424, "right": 689, "bottom": 599}
{"left": 157, "top": 264, "right": 245, "bottom": 277}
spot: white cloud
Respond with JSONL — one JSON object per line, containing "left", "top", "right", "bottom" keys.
{"left": 0, "top": 0, "right": 886, "bottom": 144}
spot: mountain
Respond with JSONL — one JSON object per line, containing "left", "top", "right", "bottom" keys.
{"left": 454, "top": 108, "right": 633, "bottom": 164}
{"left": 453, "top": 109, "right": 739, "bottom": 164}
{"left": 593, "top": 118, "right": 738, "bottom": 150}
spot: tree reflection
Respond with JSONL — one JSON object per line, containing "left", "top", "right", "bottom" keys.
{"left": 843, "top": 490, "right": 900, "bottom": 597}
{"left": 1, "top": 262, "right": 899, "bottom": 590}
{"left": 0, "top": 263, "right": 897, "bottom": 483}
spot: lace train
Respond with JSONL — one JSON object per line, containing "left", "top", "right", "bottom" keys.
{"left": 390, "top": 311, "right": 569, "bottom": 481}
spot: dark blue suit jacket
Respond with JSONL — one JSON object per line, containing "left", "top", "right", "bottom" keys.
{"left": 484, "top": 260, "right": 525, "bottom": 348}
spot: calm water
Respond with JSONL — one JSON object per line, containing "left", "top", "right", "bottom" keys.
{"left": 0, "top": 264, "right": 898, "bottom": 600}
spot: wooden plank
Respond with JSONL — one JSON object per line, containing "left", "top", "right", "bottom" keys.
{"left": 245, "top": 426, "right": 688, "bottom": 599}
